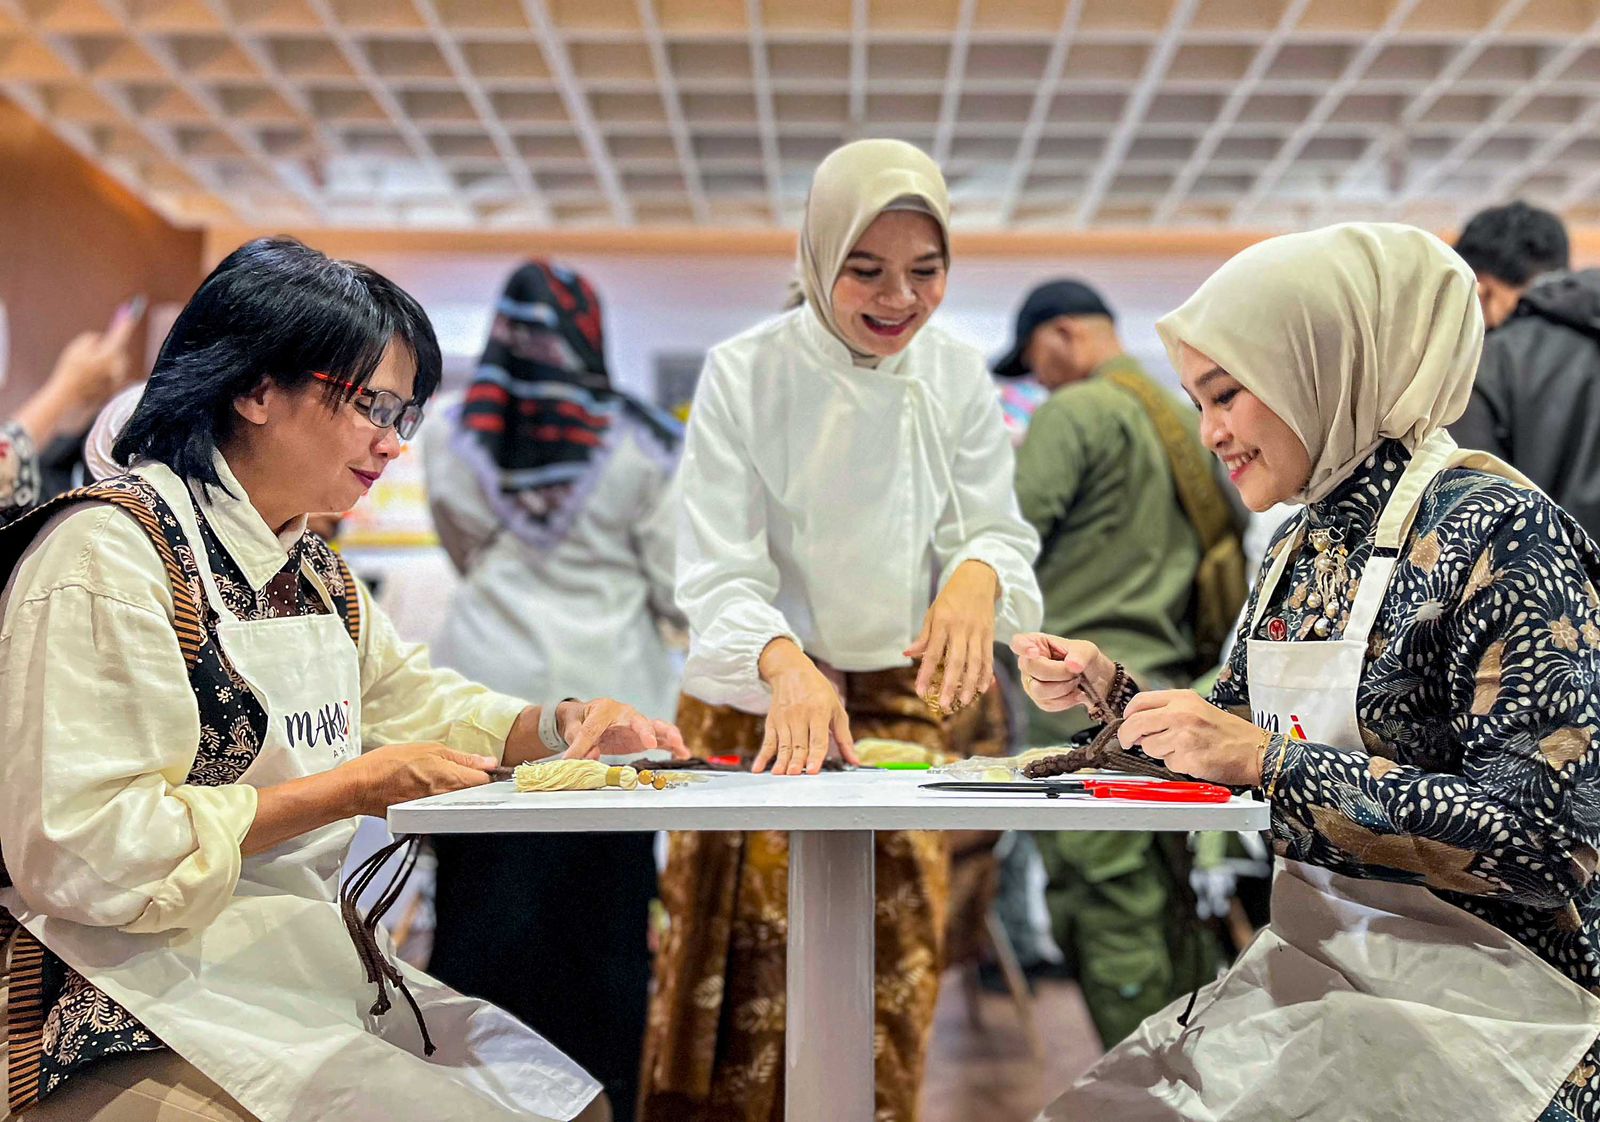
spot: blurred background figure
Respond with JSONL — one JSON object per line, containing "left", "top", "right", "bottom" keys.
{"left": 420, "top": 260, "right": 683, "bottom": 1122}
{"left": 2, "top": 305, "right": 140, "bottom": 520}
{"left": 1452, "top": 201, "right": 1570, "bottom": 330}
{"left": 993, "top": 278, "right": 1246, "bottom": 1049}
{"left": 1451, "top": 203, "right": 1600, "bottom": 540}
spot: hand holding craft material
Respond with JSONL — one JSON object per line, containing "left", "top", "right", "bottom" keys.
{"left": 1019, "top": 716, "right": 1174, "bottom": 780}
{"left": 921, "top": 662, "right": 968, "bottom": 716}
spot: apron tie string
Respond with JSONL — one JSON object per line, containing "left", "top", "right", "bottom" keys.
{"left": 1176, "top": 943, "right": 1204, "bottom": 1028}
{"left": 339, "top": 834, "right": 437, "bottom": 1056}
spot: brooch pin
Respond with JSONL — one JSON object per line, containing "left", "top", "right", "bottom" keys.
{"left": 1309, "top": 526, "right": 1351, "bottom": 615}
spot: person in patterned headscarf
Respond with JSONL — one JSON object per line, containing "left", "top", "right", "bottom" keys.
{"left": 1022, "top": 223, "right": 1600, "bottom": 1122}
{"left": 422, "top": 260, "right": 684, "bottom": 1122}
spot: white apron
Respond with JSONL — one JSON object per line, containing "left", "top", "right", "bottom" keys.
{"left": 1043, "top": 431, "right": 1600, "bottom": 1122}
{"left": 0, "top": 464, "right": 600, "bottom": 1122}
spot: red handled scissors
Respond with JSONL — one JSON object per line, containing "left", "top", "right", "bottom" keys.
{"left": 921, "top": 779, "right": 1232, "bottom": 803}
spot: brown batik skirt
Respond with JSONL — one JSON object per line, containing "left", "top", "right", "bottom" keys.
{"left": 639, "top": 664, "right": 1004, "bottom": 1122}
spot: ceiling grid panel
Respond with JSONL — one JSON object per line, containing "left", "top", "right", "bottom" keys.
{"left": 1074, "top": 0, "right": 1201, "bottom": 227}
{"left": 634, "top": 0, "right": 710, "bottom": 223}
{"left": 1151, "top": 0, "right": 1310, "bottom": 226}
{"left": 929, "top": 0, "right": 974, "bottom": 165}
{"left": 1229, "top": 0, "right": 1425, "bottom": 225}
{"left": 1317, "top": 0, "right": 1533, "bottom": 223}
{"left": 745, "top": 0, "right": 783, "bottom": 223}
{"left": 180, "top": 0, "right": 358, "bottom": 207}
{"left": 994, "top": 0, "right": 1086, "bottom": 226}
{"left": 517, "top": 0, "right": 632, "bottom": 223}
{"left": 1397, "top": 13, "right": 1600, "bottom": 209}
{"left": 408, "top": 0, "right": 553, "bottom": 226}
{"left": 10, "top": 0, "right": 1600, "bottom": 228}
{"left": 297, "top": 0, "right": 467, "bottom": 225}
{"left": 25, "top": 26, "right": 252, "bottom": 219}
{"left": 99, "top": 0, "right": 329, "bottom": 221}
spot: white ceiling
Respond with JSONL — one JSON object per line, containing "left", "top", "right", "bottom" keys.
{"left": 5, "top": 0, "right": 1600, "bottom": 231}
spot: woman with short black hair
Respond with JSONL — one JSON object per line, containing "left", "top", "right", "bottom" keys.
{"left": 0, "top": 236, "right": 681, "bottom": 1122}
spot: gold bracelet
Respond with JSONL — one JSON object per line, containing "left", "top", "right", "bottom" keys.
{"left": 1265, "top": 735, "right": 1290, "bottom": 800}
{"left": 1253, "top": 727, "right": 1272, "bottom": 789}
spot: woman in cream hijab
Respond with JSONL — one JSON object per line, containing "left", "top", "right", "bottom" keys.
{"left": 639, "top": 140, "right": 1041, "bottom": 1121}
{"left": 1020, "top": 223, "right": 1600, "bottom": 1121}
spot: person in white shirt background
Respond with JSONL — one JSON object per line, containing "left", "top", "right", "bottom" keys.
{"left": 638, "top": 139, "right": 1042, "bottom": 1122}
{"left": 0, "top": 237, "right": 683, "bottom": 1122}
{"left": 421, "top": 260, "right": 684, "bottom": 1122}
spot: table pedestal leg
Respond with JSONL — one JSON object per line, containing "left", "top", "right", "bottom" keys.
{"left": 786, "top": 829, "right": 875, "bottom": 1119}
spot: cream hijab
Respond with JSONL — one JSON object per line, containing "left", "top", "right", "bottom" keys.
{"left": 799, "top": 139, "right": 951, "bottom": 362}
{"left": 1155, "top": 222, "right": 1485, "bottom": 505}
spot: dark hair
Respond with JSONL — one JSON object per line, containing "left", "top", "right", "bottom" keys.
{"left": 1454, "top": 201, "right": 1570, "bottom": 286}
{"left": 113, "top": 236, "right": 442, "bottom": 491}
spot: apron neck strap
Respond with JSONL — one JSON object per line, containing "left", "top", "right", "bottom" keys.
{"left": 1374, "top": 430, "right": 1458, "bottom": 550}
{"left": 138, "top": 465, "right": 244, "bottom": 625}
{"left": 1248, "top": 517, "right": 1305, "bottom": 636}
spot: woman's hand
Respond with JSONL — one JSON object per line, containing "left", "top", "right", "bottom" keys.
{"left": 907, "top": 560, "right": 999, "bottom": 713}
{"left": 557, "top": 698, "right": 689, "bottom": 760}
{"left": 45, "top": 322, "right": 138, "bottom": 426}
{"left": 1010, "top": 632, "right": 1117, "bottom": 714}
{"left": 336, "top": 742, "right": 499, "bottom": 818}
{"left": 756, "top": 638, "right": 858, "bottom": 775}
{"left": 14, "top": 320, "right": 139, "bottom": 445}
{"left": 1117, "top": 690, "right": 1266, "bottom": 786}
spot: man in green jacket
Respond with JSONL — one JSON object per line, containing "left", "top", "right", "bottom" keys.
{"left": 996, "top": 279, "right": 1217, "bottom": 1048}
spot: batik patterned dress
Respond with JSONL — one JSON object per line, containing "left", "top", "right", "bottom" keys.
{"left": 1199, "top": 439, "right": 1600, "bottom": 1120}
{"left": 639, "top": 668, "right": 1007, "bottom": 1122}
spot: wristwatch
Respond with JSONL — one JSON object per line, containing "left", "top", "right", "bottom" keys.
{"left": 539, "top": 699, "right": 581, "bottom": 753}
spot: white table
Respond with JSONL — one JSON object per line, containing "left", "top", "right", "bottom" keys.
{"left": 390, "top": 770, "right": 1266, "bottom": 1119}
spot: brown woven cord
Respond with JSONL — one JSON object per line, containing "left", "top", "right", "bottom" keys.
{"left": 338, "top": 835, "right": 436, "bottom": 1056}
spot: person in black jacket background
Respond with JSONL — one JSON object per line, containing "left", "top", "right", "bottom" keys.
{"left": 1453, "top": 200, "right": 1570, "bottom": 329}
{"left": 1450, "top": 202, "right": 1600, "bottom": 540}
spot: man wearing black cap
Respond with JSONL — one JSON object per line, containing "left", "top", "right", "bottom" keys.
{"left": 998, "top": 279, "right": 1238, "bottom": 1048}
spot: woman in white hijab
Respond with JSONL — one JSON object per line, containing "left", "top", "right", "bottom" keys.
{"left": 1020, "top": 223, "right": 1600, "bottom": 1122}
{"left": 639, "top": 140, "right": 1042, "bottom": 1121}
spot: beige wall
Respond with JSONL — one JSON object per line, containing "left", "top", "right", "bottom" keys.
{"left": 0, "top": 98, "right": 204, "bottom": 418}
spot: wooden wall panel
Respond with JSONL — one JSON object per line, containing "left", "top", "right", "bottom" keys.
{"left": 0, "top": 98, "right": 203, "bottom": 418}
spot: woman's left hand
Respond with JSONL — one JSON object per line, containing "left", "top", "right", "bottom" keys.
{"left": 1117, "top": 690, "right": 1266, "bottom": 786}
{"left": 906, "top": 560, "right": 999, "bottom": 713}
{"left": 558, "top": 698, "right": 689, "bottom": 760}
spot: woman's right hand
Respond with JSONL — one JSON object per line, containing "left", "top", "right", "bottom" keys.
{"left": 754, "top": 639, "right": 858, "bottom": 775}
{"left": 1010, "top": 632, "right": 1117, "bottom": 714}
{"left": 336, "top": 742, "right": 498, "bottom": 817}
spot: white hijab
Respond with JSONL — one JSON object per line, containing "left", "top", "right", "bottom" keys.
{"left": 798, "top": 139, "right": 951, "bottom": 363}
{"left": 1155, "top": 223, "right": 1484, "bottom": 504}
